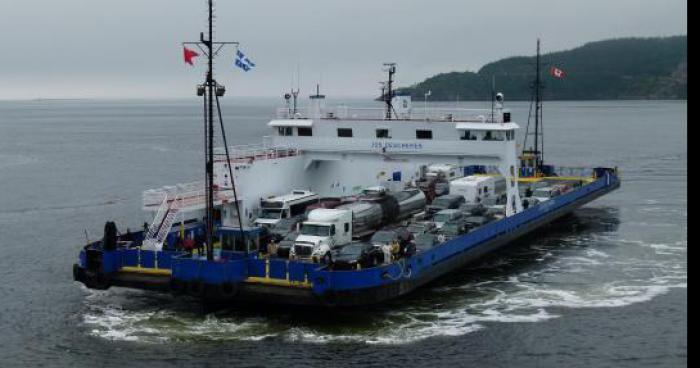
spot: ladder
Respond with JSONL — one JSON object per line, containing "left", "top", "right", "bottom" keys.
{"left": 142, "top": 194, "right": 182, "bottom": 251}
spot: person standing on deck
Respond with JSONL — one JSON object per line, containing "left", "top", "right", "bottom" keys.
{"left": 183, "top": 235, "right": 195, "bottom": 255}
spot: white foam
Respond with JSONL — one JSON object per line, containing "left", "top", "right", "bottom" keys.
{"left": 80, "top": 232, "right": 687, "bottom": 346}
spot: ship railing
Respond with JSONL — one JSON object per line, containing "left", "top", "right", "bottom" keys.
{"left": 275, "top": 105, "right": 506, "bottom": 123}
{"left": 143, "top": 181, "right": 236, "bottom": 209}
{"left": 214, "top": 142, "right": 299, "bottom": 164}
{"left": 276, "top": 107, "right": 311, "bottom": 119}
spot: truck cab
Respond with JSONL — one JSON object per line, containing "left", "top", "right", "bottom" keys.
{"left": 254, "top": 190, "right": 319, "bottom": 229}
{"left": 291, "top": 209, "right": 353, "bottom": 262}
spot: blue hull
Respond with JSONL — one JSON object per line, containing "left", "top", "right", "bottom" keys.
{"left": 74, "top": 170, "right": 620, "bottom": 307}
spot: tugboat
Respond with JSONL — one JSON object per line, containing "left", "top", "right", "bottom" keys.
{"left": 73, "top": 2, "right": 620, "bottom": 306}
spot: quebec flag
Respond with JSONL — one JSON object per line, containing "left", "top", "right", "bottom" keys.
{"left": 235, "top": 50, "right": 256, "bottom": 72}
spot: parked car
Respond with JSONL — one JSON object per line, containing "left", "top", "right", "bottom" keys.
{"left": 370, "top": 228, "right": 415, "bottom": 259}
{"left": 437, "top": 221, "right": 468, "bottom": 240}
{"left": 463, "top": 216, "right": 491, "bottom": 230}
{"left": 275, "top": 231, "right": 299, "bottom": 258}
{"left": 330, "top": 242, "right": 382, "bottom": 270}
{"left": 406, "top": 221, "right": 436, "bottom": 237}
{"left": 413, "top": 233, "right": 440, "bottom": 251}
{"left": 370, "top": 228, "right": 413, "bottom": 247}
{"left": 432, "top": 209, "right": 463, "bottom": 229}
{"left": 458, "top": 202, "right": 486, "bottom": 216}
{"left": 426, "top": 194, "right": 466, "bottom": 216}
{"left": 522, "top": 197, "right": 540, "bottom": 209}
{"left": 532, "top": 186, "right": 561, "bottom": 202}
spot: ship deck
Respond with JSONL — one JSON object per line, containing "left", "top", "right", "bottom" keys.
{"left": 74, "top": 168, "right": 620, "bottom": 307}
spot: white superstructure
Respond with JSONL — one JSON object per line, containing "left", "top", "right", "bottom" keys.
{"left": 141, "top": 88, "right": 524, "bottom": 243}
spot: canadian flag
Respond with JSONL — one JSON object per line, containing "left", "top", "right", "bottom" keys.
{"left": 550, "top": 66, "right": 567, "bottom": 79}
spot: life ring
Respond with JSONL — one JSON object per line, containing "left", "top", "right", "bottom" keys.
{"left": 169, "top": 279, "right": 186, "bottom": 295}
{"left": 85, "top": 271, "right": 110, "bottom": 290}
{"left": 187, "top": 280, "right": 206, "bottom": 298}
{"left": 321, "top": 291, "right": 338, "bottom": 307}
{"left": 217, "top": 282, "right": 238, "bottom": 299}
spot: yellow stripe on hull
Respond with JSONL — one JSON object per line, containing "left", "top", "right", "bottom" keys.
{"left": 244, "top": 277, "right": 313, "bottom": 289}
{"left": 119, "top": 267, "right": 172, "bottom": 276}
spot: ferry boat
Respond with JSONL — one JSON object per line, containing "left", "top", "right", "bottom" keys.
{"left": 72, "top": 2, "right": 620, "bottom": 307}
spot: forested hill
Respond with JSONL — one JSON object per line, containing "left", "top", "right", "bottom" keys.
{"left": 398, "top": 36, "right": 687, "bottom": 101}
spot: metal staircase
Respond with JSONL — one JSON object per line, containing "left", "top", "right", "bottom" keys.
{"left": 142, "top": 194, "right": 182, "bottom": 251}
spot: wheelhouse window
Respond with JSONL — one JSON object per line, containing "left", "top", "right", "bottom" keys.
{"left": 278, "top": 126, "right": 293, "bottom": 136}
{"left": 337, "top": 128, "right": 353, "bottom": 138}
{"left": 416, "top": 130, "right": 433, "bottom": 140}
{"left": 460, "top": 130, "right": 477, "bottom": 141}
{"left": 297, "top": 127, "right": 313, "bottom": 136}
{"left": 376, "top": 128, "right": 391, "bottom": 139}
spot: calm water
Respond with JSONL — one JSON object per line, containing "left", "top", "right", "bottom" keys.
{"left": 0, "top": 99, "right": 686, "bottom": 367}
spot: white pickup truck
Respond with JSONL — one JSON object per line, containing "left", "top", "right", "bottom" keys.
{"left": 291, "top": 209, "right": 353, "bottom": 262}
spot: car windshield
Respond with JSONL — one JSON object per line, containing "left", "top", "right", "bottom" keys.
{"left": 371, "top": 231, "right": 396, "bottom": 244}
{"left": 442, "top": 224, "right": 461, "bottom": 234}
{"left": 533, "top": 188, "right": 551, "bottom": 197}
{"left": 337, "top": 244, "right": 364, "bottom": 257}
{"left": 273, "top": 218, "right": 297, "bottom": 230}
{"left": 300, "top": 224, "right": 330, "bottom": 237}
{"left": 407, "top": 224, "right": 426, "bottom": 233}
{"left": 414, "top": 234, "right": 436, "bottom": 247}
{"left": 433, "top": 213, "right": 453, "bottom": 223}
{"left": 260, "top": 209, "right": 284, "bottom": 219}
{"left": 431, "top": 197, "right": 453, "bottom": 206}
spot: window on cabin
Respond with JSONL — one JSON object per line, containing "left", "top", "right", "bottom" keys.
{"left": 278, "top": 126, "right": 293, "bottom": 136}
{"left": 337, "top": 128, "right": 353, "bottom": 138}
{"left": 376, "top": 128, "right": 390, "bottom": 139}
{"left": 416, "top": 130, "right": 433, "bottom": 140}
{"left": 483, "top": 131, "right": 493, "bottom": 141}
{"left": 297, "top": 127, "right": 313, "bottom": 136}
{"left": 460, "top": 130, "right": 477, "bottom": 141}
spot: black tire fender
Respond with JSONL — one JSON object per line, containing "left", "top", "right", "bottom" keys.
{"left": 169, "top": 279, "right": 186, "bottom": 295}
{"left": 218, "top": 282, "right": 238, "bottom": 299}
{"left": 187, "top": 280, "right": 205, "bottom": 298}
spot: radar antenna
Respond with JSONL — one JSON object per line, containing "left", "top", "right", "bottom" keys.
{"left": 381, "top": 63, "right": 398, "bottom": 120}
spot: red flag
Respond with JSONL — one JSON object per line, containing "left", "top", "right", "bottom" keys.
{"left": 550, "top": 66, "right": 566, "bottom": 79}
{"left": 183, "top": 47, "right": 199, "bottom": 66}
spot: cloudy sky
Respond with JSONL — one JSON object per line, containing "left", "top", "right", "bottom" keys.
{"left": 0, "top": 0, "right": 686, "bottom": 99}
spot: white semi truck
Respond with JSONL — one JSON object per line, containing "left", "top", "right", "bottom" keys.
{"left": 291, "top": 209, "right": 353, "bottom": 262}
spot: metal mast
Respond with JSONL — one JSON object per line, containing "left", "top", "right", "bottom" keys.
{"left": 383, "top": 63, "right": 396, "bottom": 120}
{"left": 522, "top": 39, "right": 545, "bottom": 175}
{"left": 183, "top": 0, "right": 239, "bottom": 261}
{"left": 205, "top": 0, "right": 214, "bottom": 261}
{"left": 534, "top": 39, "right": 543, "bottom": 172}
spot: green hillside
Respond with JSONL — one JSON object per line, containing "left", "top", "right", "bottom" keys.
{"left": 399, "top": 36, "right": 687, "bottom": 101}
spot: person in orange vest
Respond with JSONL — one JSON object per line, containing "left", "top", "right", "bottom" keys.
{"left": 183, "top": 236, "right": 195, "bottom": 255}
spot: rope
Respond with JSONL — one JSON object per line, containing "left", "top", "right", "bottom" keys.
{"left": 214, "top": 92, "right": 246, "bottom": 252}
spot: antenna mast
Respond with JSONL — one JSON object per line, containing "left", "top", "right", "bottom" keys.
{"left": 383, "top": 63, "right": 397, "bottom": 119}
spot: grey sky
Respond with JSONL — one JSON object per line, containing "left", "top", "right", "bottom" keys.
{"left": 0, "top": 0, "right": 686, "bottom": 99}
